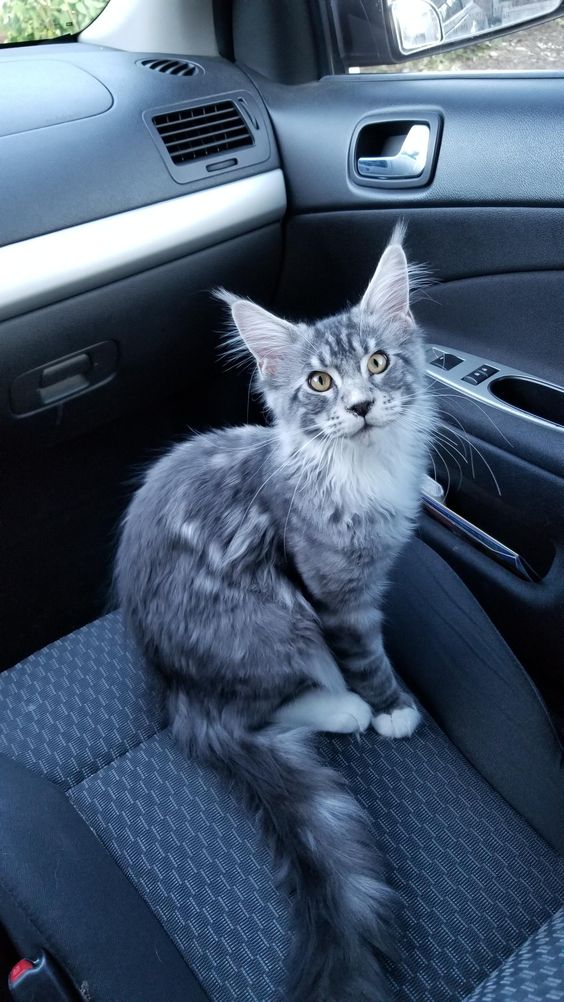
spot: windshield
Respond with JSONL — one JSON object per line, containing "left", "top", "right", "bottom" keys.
{"left": 0, "top": 0, "right": 108, "bottom": 44}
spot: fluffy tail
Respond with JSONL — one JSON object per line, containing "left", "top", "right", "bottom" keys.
{"left": 171, "top": 691, "right": 394, "bottom": 1002}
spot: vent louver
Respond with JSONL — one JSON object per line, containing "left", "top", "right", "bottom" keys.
{"left": 140, "top": 58, "right": 199, "bottom": 77}
{"left": 152, "top": 100, "right": 253, "bottom": 166}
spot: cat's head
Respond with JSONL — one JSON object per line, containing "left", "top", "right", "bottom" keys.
{"left": 219, "top": 226, "right": 427, "bottom": 447}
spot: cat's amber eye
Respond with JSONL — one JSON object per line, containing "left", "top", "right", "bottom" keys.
{"left": 307, "top": 371, "right": 333, "bottom": 392}
{"left": 367, "top": 351, "right": 389, "bottom": 375}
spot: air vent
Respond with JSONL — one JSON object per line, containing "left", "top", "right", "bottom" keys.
{"left": 152, "top": 100, "right": 254, "bottom": 166}
{"left": 144, "top": 90, "right": 270, "bottom": 184}
{"left": 140, "top": 58, "right": 200, "bottom": 77}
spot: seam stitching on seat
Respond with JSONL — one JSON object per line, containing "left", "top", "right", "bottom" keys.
{"left": 64, "top": 724, "right": 166, "bottom": 793}
{"left": 462, "top": 906, "right": 564, "bottom": 1001}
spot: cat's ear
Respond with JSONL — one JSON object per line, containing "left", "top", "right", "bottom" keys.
{"left": 360, "top": 237, "right": 413, "bottom": 325}
{"left": 228, "top": 298, "right": 297, "bottom": 376}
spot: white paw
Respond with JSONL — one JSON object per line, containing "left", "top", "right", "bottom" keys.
{"left": 325, "top": 693, "right": 373, "bottom": 734}
{"left": 372, "top": 704, "right": 421, "bottom": 739}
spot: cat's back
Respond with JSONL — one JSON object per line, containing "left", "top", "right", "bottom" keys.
{"left": 119, "top": 423, "right": 275, "bottom": 564}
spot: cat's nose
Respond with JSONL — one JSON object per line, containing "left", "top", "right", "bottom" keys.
{"left": 348, "top": 400, "right": 372, "bottom": 418}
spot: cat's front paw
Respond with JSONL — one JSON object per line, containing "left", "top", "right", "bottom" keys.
{"left": 372, "top": 703, "right": 421, "bottom": 739}
{"left": 328, "top": 692, "right": 373, "bottom": 734}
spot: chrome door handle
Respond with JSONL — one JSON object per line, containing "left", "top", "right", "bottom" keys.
{"left": 357, "top": 124, "right": 430, "bottom": 180}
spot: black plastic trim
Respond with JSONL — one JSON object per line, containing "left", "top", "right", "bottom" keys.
{"left": 257, "top": 74, "right": 564, "bottom": 211}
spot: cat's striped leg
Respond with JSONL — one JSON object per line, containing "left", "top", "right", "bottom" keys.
{"left": 346, "top": 659, "right": 420, "bottom": 738}
{"left": 322, "top": 603, "right": 421, "bottom": 739}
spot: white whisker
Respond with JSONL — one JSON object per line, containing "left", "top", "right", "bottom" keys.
{"left": 435, "top": 412, "right": 476, "bottom": 479}
{"left": 430, "top": 385, "right": 513, "bottom": 448}
{"left": 431, "top": 445, "right": 451, "bottom": 499}
{"left": 434, "top": 430, "right": 469, "bottom": 465}
{"left": 433, "top": 440, "right": 464, "bottom": 487}
{"left": 241, "top": 427, "right": 329, "bottom": 523}
{"left": 435, "top": 418, "right": 502, "bottom": 496}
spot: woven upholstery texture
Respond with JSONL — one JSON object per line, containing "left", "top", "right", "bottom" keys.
{"left": 464, "top": 909, "right": 564, "bottom": 1001}
{"left": 3, "top": 611, "right": 564, "bottom": 1002}
{"left": 0, "top": 613, "right": 163, "bottom": 788}
{"left": 321, "top": 727, "right": 564, "bottom": 1001}
{"left": 69, "top": 731, "right": 292, "bottom": 1002}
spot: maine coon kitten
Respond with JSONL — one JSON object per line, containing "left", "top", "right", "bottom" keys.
{"left": 116, "top": 226, "right": 434, "bottom": 1002}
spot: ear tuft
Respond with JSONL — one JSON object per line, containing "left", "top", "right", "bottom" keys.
{"left": 360, "top": 226, "right": 411, "bottom": 321}
{"left": 213, "top": 286, "right": 238, "bottom": 309}
{"left": 219, "top": 295, "right": 296, "bottom": 376}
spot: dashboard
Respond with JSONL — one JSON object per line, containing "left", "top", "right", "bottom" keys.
{"left": 0, "top": 44, "right": 285, "bottom": 448}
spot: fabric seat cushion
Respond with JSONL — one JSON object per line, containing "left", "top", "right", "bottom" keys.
{"left": 1, "top": 582, "right": 563, "bottom": 1000}
{"left": 464, "top": 909, "right": 564, "bottom": 1002}
{"left": 66, "top": 702, "right": 564, "bottom": 1002}
{"left": 0, "top": 754, "right": 208, "bottom": 1002}
{"left": 0, "top": 614, "right": 163, "bottom": 788}
{"left": 386, "top": 539, "right": 564, "bottom": 854}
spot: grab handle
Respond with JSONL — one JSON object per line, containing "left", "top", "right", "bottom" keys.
{"left": 421, "top": 484, "right": 538, "bottom": 583}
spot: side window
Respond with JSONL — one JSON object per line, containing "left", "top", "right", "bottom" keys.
{"left": 325, "top": 0, "right": 564, "bottom": 72}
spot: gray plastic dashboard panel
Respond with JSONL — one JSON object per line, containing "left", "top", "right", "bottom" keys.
{"left": 0, "top": 170, "right": 286, "bottom": 322}
{"left": 0, "top": 60, "right": 112, "bottom": 136}
{"left": 0, "top": 45, "right": 280, "bottom": 248}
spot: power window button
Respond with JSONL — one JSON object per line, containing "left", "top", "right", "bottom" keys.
{"left": 462, "top": 364, "right": 498, "bottom": 385}
{"left": 429, "top": 351, "right": 463, "bottom": 371}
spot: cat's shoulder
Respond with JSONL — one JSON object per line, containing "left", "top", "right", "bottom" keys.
{"left": 206, "top": 422, "right": 272, "bottom": 450}
{"left": 188, "top": 423, "right": 273, "bottom": 468}
{"left": 154, "top": 423, "right": 273, "bottom": 479}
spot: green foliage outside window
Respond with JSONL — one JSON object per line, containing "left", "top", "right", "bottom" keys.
{"left": 0, "top": 0, "right": 108, "bottom": 44}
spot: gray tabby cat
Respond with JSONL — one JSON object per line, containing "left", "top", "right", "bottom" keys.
{"left": 116, "top": 225, "right": 434, "bottom": 1002}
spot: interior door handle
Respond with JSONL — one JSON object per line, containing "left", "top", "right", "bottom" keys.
{"left": 357, "top": 124, "right": 430, "bottom": 180}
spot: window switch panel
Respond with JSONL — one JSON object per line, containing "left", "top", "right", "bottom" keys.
{"left": 425, "top": 342, "right": 564, "bottom": 434}
{"left": 462, "top": 364, "right": 499, "bottom": 385}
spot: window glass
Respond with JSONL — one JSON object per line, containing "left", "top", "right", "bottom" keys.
{"left": 350, "top": 20, "right": 564, "bottom": 71}
{"left": 0, "top": 0, "right": 108, "bottom": 45}
{"left": 327, "top": 0, "right": 564, "bottom": 72}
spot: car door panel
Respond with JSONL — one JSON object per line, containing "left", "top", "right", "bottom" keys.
{"left": 255, "top": 74, "right": 564, "bottom": 729}
{"left": 258, "top": 76, "right": 564, "bottom": 210}
{"left": 0, "top": 45, "right": 286, "bottom": 668}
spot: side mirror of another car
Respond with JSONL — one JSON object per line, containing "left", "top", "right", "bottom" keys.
{"left": 328, "top": 0, "right": 563, "bottom": 65}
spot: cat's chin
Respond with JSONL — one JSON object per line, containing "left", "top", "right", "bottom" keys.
{"left": 352, "top": 424, "right": 375, "bottom": 441}
{"left": 348, "top": 420, "right": 394, "bottom": 441}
